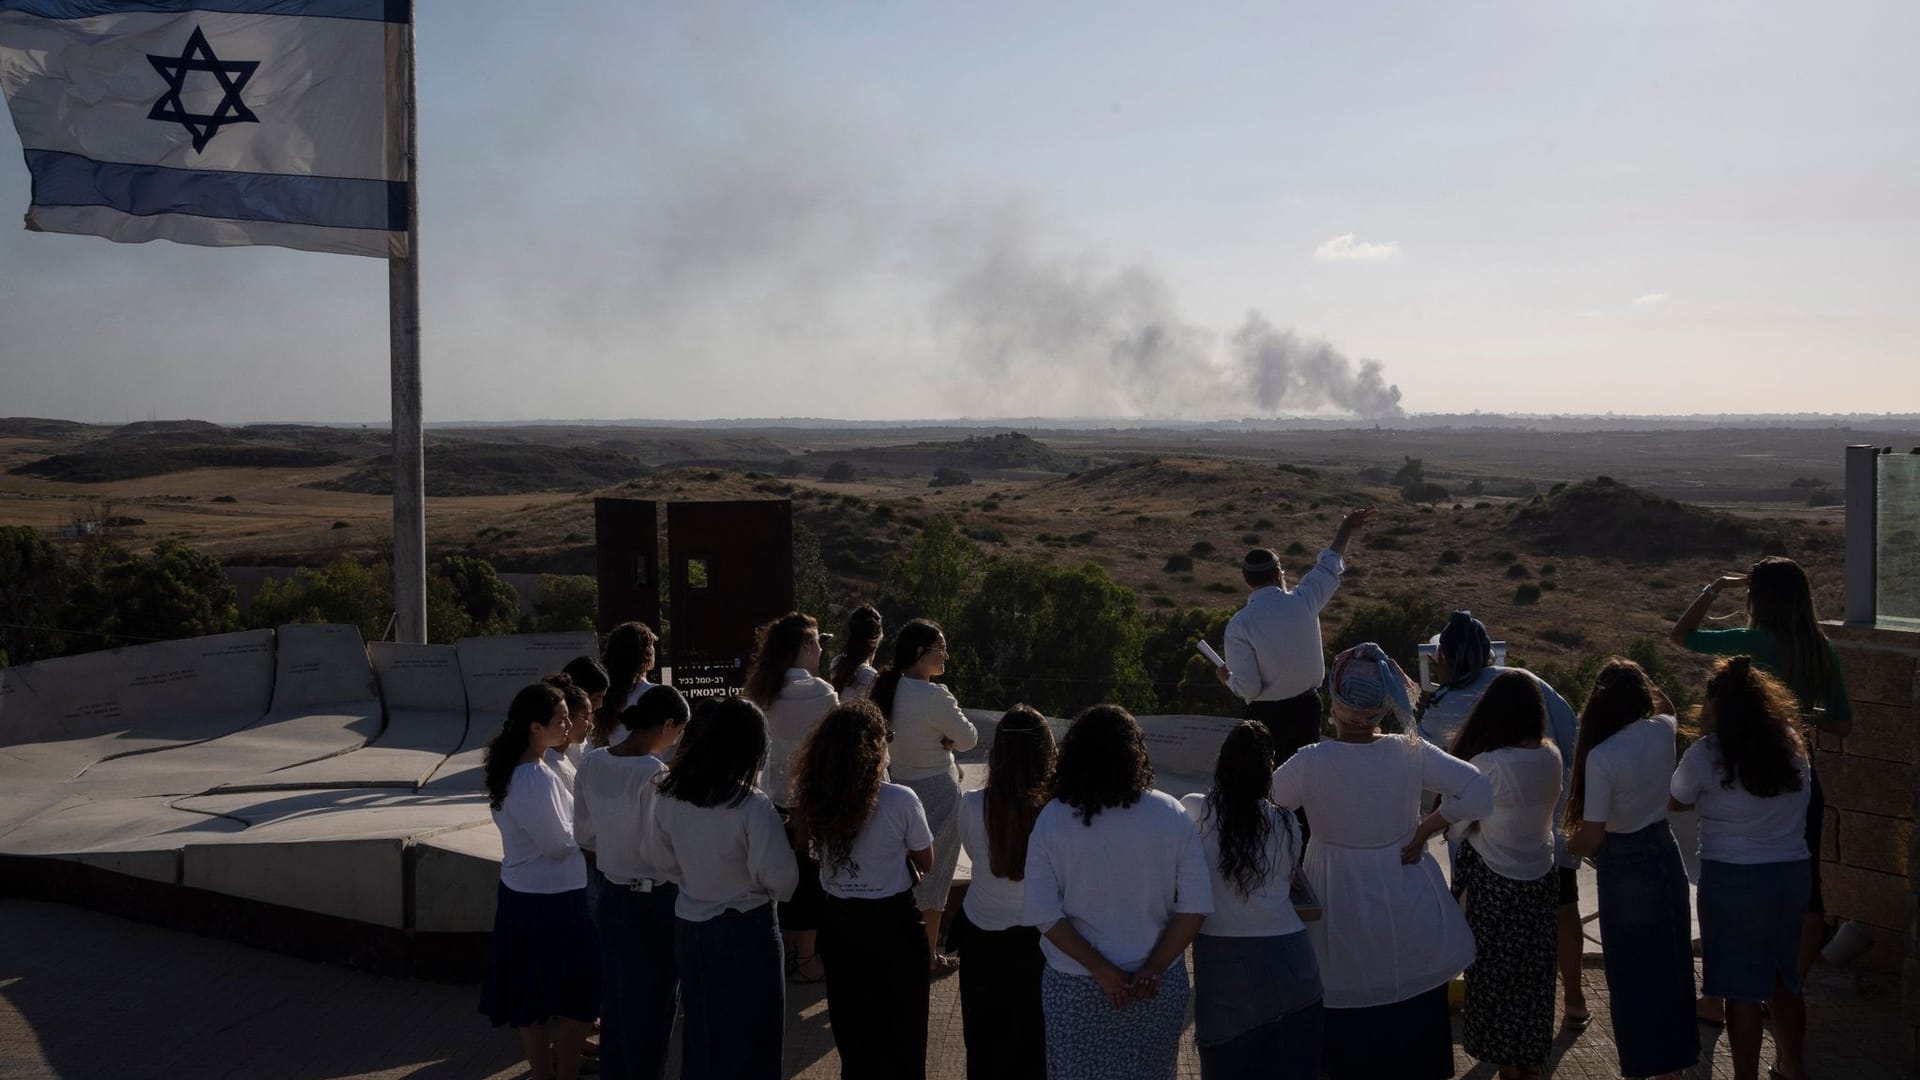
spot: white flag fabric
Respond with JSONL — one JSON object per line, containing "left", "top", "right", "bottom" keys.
{"left": 0, "top": 0, "right": 409, "bottom": 258}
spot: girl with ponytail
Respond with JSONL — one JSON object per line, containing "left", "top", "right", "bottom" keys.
{"left": 870, "top": 618, "right": 977, "bottom": 974}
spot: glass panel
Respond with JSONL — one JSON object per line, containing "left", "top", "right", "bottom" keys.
{"left": 1876, "top": 452, "right": 1920, "bottom": 628}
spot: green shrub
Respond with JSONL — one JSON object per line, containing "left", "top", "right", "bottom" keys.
{"left": 1513, "top": 583, "right": 1543, "bottom": 604}
{"left": 1162, "top": 553, "right": 1194, "bottom": 573}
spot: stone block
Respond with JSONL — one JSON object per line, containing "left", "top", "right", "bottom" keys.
{"left": 1839, "top": 810, "right": 1913, "bottom": 876}
{"left": 1836, "top": 640, "right": 1919, "bottom": 708}
{"left": 1843, "top": 702, "right": 1920, "bottom": 764}
{"left": 1821, "top": 754, "right": 1914, "bottom": 818}
{"left": 1823, "top": 806, "right": 1840, "bottom": 862}
{"left": 1825, "top": 861, "right": 1910, "bottom": 932}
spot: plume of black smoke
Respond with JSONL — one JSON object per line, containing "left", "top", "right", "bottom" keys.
{"left": 933, "top": 232, "right": 1405, "bottom": 419}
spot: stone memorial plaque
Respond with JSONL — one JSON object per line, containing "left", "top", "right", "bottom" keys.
{"left": 454, "top": 633, "right": 598, "bottom": 717}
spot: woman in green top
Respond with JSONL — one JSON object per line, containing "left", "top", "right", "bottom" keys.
{"left": 1672, "top": 555, "right": 1849, "bottom": 1080}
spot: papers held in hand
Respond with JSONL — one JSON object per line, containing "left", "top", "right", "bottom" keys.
{"left": 1195, "top": 639, "right": 1227, "bottom": 668}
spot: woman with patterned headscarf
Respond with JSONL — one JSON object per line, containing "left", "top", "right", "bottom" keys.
{"left": 1267, "top": 642, "right": 1491, "bottom": 1080}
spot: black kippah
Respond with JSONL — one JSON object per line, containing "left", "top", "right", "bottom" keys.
{"left": 1240, "top": 548, "right": 1280, "bottom": 572}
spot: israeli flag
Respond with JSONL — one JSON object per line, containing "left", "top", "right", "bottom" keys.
{"left": 0, "top": 0, "right": 409, "bottom": 259}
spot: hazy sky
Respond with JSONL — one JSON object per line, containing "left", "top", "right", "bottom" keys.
{"left": 2, "top": 1, "right": 1914, "bottom": 423}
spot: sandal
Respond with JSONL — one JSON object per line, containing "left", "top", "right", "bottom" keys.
{"left": 929, "top": 952, "right": 960, "bottom": 978}
{"left": 791, "top": 954, "right": 826, "bottom": 985}
{"left": 1562, "top": 1006, "right": 1591, "bottom": 1032}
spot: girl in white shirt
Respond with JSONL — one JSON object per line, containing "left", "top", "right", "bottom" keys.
{"left": 871, "top": 618, "right": 978, "bottom": 974}
{"left": 478, "top": 682, "right": 599, "bottom": 1080}
{"left": 826, "top": 603, "right": 884, "bottom": 703}
{"left": 1182, "top": 721, "right": 1319, "bottom": 1080}
{"left": 650, "top": 695, "right": 799, "bottom": 1080}
{"left": 792, "top": 701, "right": 935, "bottom": 1080}
{"left": 1441, "top": 671, "right": 1564, "bottom": 1079}
{"left": 954, "top": 704, "right": 1056, "bottom": 1080}
{"left": 1023, "top": 705, "right": 1212, "bottom": 1080}
{"left": 1564, "top": 660, "right": 1698, "bottom": 1080}
{"left": 742, "top": 611, "right": 838, "bottom": 985}
{"left": 573, "top": 684, "right": 689, "bottom": 1080}
{"left": 1669, "top": 658, "right": 1813, "bottom": 1080}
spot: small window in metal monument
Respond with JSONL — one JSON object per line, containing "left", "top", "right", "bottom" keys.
{"left": 686, "top": 558, "right": 710, "bottom": 589}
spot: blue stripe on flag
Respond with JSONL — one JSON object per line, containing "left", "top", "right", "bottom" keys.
{"left": 0, "top": 0, "right": 406, "bottom": 22}
{"left": 26, "top": 150, "right": 405, "bottom": 232}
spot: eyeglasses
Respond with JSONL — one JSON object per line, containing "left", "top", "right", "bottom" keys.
{"left": 885, "top": 727, "right": 897, "bottom": 743}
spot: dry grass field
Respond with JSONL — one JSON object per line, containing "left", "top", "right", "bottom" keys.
{"left": 4, "top": 417, "right": 1904, "bottom": 683}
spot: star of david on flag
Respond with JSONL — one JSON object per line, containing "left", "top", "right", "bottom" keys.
{"left": 0, "top": 0, "right": 412, "bottom": 258}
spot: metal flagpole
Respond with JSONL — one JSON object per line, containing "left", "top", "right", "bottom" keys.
{"left": 389, "top": 1, "right": 426, "bottom": 644}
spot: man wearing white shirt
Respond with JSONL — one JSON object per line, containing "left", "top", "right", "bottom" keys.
{"left": 1215, "top": 507, "right": 1377, "bottom": 776}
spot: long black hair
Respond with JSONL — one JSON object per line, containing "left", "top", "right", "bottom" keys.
{"left": 1565, "top": 658, "right": 1659, "bottom": 827}
{"left": 1745, "top": 557, "right": 1839, "bottom": 711}
{"left": 1053, "top": 704, "right": 1153, "bottom": 826}
{"left": 870, "top": 618, "right": 944, "bottom": 722}
{"left": 483, "top": 682, "right": 565, "bottom": 810}
{"left": 984, "top": 705, "right": 1057, "bottom": 880}
{"left": 561, "top": 655, "right": 610, "bottom": 699}
{"left": 1704, "top": 656, "right": 1807, "bottom": 798}
{"left": 828, "top": 604, "right": 885, "bottom": 695}
{"left": 1450, "top": 671, "right": 1546, "bottom": 763}
{"left": 659, "top": 696, "right": 766, "bottom": 808}
{"left": 620, "top": 683, "right": 691, "bottom": 735}
{"left": 1204, "top": 721, "right": 1293, "bottom": 898}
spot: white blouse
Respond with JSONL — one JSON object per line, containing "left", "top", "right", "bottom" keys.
{"left": 493, "top": 759, "right": 588, "bottom": 894}
{"left": 648, "top": 787, "right": 799, "bottom": 922}
{"left": 1180, "top": 793, "right": 1306, "bottom": 938}
{"left": 761, "top": 669, "right": 837, "bottom": 807}
{"left": 572, "top": 749, "right": 672, "bottom": 885}
{"left": 1671, "top": 735, "right": 1812, "bottom": 865}
{"left": 1452, "top": 744, "right": 1562, "bottom": 881}
{"left": 1582, "top": 714, "right": 1679, "bottom": 834}
{"left": 1023, "top": 790, "right": 1213, "bottom": 976}
{"left": 885, "top": 677, "right": 978, "bottom": 783}
{"left": 959, "top": 788, "right": 1028, "bottom": 931}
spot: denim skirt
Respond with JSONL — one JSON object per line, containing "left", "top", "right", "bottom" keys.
{"left": 1698, "top": 857, "right": 1812, "bottom": 1002}
{"left": 1594, "top": 821, "right": 1699, "bottom": 1077}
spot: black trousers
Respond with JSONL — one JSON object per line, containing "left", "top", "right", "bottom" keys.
{"left": 819, "top": 890, "right": 930, "bottom": 1080}
{"left": 1246, "top": 690, "right": 1323, "bottom": 844}
{"left": 952, "top": 909, "right": 1045, "bottom": 1080}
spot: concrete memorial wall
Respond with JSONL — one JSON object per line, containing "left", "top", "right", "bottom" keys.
{"left": 421, "top": 632, "right": 598, "bottom": 793}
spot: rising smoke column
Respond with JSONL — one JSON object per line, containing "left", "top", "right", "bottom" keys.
{"left": 931, "top": 229, "right": 1405, "bottom": 419}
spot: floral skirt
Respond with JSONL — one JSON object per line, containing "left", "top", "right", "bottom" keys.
{"left": 1041, "top": 957, "right": 1188, "bottom": 1080}
{"left": 1455, "top": 843, "right": 1557, "bottom": 1067}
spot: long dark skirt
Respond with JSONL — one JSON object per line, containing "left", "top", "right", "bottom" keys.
{"left": 820, "top": 890, "right": 930, "bottom": 1080}
{"left": 479, "top": 882, "right": 601, "bottom": 1028}
{"left": 1193, "top": 930, "right": 1322, "bottom": 1080}
{"left": 1321, "top": 982, "right": 1453, "bottom": 1080}
{"left": 676, "top": 902, "right": 785, "bottom": 1080}
{"left": 951, "top": 909, "right": 1045, "bottom": 1080}
{"left": 775, "top": 805, "right": 826, "bottom": 934}
{"left": 1455, "top": 844, "right": 1557, "bottom": 1068}
{"left": 1041, "top": 956, "right": 1189, "bottom": 1080}
{"left": 1199, "top": 1005, "right": 1324, "bottom": 1080}
{"left": 1594, "top": 820, "right": 1700, "bottom": 1078}
{"left": 598, "top": 878, "right": 679, "bottom": 1080}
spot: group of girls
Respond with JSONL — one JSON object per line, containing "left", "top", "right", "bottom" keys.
{"left": 476, "top": 552, "right": 1847, "bottom": 1080}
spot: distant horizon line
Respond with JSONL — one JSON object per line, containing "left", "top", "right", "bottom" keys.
{"left": 26, "top": 410, "right": 1920, "bottom": 431}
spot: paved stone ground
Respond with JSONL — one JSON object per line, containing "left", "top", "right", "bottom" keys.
{"left": 0, "top": 899, "right": 1908, "bottom": 1079}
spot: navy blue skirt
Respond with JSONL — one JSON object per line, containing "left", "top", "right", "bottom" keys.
{"left": 1699, "top": 858, "right": 1811, "bottom": 1002}
{"left": 479, "top": 881, "right": 602, "bottom": 1027}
